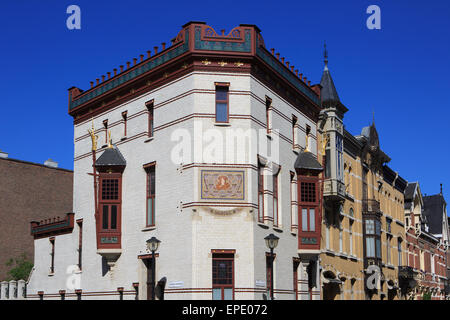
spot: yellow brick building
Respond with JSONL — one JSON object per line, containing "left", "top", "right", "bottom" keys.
{"left": 316, "top": 51, "right": 408, "bottom": 300}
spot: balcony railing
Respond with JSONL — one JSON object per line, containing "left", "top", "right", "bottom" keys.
{"left": 398, "top": 266, "right": 416, "bottom": 279}
{"left": 362, "top": 199, "right": 381, "bottom": 214}
{"left": 323, "top": 178, "right": 346, "bottom": 201}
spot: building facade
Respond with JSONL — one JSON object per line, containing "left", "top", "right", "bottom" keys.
{"left": 0, "top": 151, "right": 73, "bottom": 282}
{"left": 27, "top": 22, "right": 324, "bottom": 300}
{"left": 316, "top": 55, "right": 408, "bottom": 300}
{"left": 23, "top": 22, "right": 449, "bottom": 301}
{"left": 402, "top": 183, "right": 449, "bottom": 300}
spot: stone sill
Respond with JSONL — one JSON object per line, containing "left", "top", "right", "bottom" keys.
{"left": 257, "top": 222, "right": 269, "bottom": 229}
{"left": 273, "top": 226, "right": 283, "bottom": 233}
{"left": 141, "top": 226, "right": 156, "bottom": 232}
{"left": 144, "top": 137, "right": 154, "bottom": 143}
{"left": 214, "top": 122, "right": 231, "bottom": 127}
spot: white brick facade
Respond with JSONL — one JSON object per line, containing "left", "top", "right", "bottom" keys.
{"left": 27, "top": 70, "right": 321, "bottom": 300}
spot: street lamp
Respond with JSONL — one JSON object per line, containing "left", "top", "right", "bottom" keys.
{"left": 146, "top": 237, "right": 161, "bottom": 300}
{"left": 264, "top": 233, "right": 279, "bottom": 300}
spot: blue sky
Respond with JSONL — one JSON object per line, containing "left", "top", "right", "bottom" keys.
{"left": 1, "top": 0, "right": 449, "bottom": 202}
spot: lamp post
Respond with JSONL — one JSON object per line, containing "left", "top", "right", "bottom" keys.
{"left": 146, "top": 236, "right": 161, "bottom": 300}
{"left": 264, "top": 233, "right": 279, "bottom": 300}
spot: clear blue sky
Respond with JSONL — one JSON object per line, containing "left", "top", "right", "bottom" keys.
{"left": 1, "top": 1, "right": 449, "bottom": 202}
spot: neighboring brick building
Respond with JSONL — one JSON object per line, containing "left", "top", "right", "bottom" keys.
{"left": 0, "top": 151, "right": 73, "bottom": 280}
{"left": 402, "top": 183, "right": 449, "bottom": 300}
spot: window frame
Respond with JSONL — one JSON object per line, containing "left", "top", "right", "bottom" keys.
{"left": 364, "top": 218, "right": 382, "bottom": 259}
{"left": 122, "top": 111, "right": 128, "bottom": 137}
{"left": 77, "top": 219, "right": 83, "bottom": 271}
{"left": 258, "top": 163, "right": 265, "bottom": 223}
{"left": 265, "top": 96, "right": 272, "bottom": 134}
{"left": 212, "top": 251, "right": 235, "bottom": 300}
{"left": 145, "top": 163, "right": 156, "bottom": 227}
{"left": 273, "top": 171, "right": 279, "bottom": 227}
{"left": 292, "top": 115, "right": 298, "bottom": 149}
{"left": 215, "top": 83, "right": 229, "bottom": 123}
{"left": 146, "top": 100, "right": 154, "bottom": 137}
{"left": 50, "top": 237, "right": 55, "bottom": 274}
{"left": 97, "top": 172, "right": 123, "bottom": 249}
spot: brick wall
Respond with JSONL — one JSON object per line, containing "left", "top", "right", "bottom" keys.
{"left": 0, "top": 158, "right": 73, "bottom": 280}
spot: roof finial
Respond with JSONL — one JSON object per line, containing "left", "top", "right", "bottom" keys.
{"left": 107, "top": 130, "right": 113, "bottom": 149}
{"left": 324, "top": 41, "right": 328, "bottom": 70}
{"left": 372, "top": 110, "right": 375, "bottom": 125}
{"left": 440, "top": 183, "right": 443, "bottom": 194}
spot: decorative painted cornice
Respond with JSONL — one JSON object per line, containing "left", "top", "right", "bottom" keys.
{"left": 30, "top": 212, "right": 75, "bottom": 239}
{"left": 68, "top": 22, "right": 320, "bottom": 122}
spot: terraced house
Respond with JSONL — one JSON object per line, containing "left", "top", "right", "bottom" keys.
{"left": 402, "top": 183, "right": 449, "bottom": 300}
{"left": 317, "top": 50, "right": 408, "bottom": 300}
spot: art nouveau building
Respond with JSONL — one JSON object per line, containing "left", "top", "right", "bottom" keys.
{"left": 317, "top": 51, "right": 408, "bottom": 300}
{"left": 26, "top": 22, "right": 324, "bottom": 300}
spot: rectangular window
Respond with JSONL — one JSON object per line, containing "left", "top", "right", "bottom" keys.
{"left": 146, "top": 164, "right": 156, "bottom": 227}
{"left": 273, "top": 172, "right": 279, "bottom": 227}
{"left": 103, "top": 119, "right": 108, "bottom": 144}
{"left": 293, "top": 259, "right": 300, "bottom": 300}
{"left": 364, "top": 218, "right": 381, "bottom": 259}
{"left": 122, "top": 111, "right": 127, "bottom": 137}
{"left": 265, "top": 97, "right": 272, "bottom": 133}
{"left": 366, "top": 238, "right": 375, "bottom": 257}
{"left": 398, "top": 239, "right": 402, "bottom": 266}
{"left": 292, "top": 116, "right": 298, "bottom": 149}
{"left": 266, "top": 254, "right": 276, "bottom": 297}
{"left": 258, "top": 163, "right": 264, "bottom": 223}
{"left": 215, "top": 85, "right": 229, "bottom": 123}
{"left": 336, "top": 134, "right": 343, "bottom": 182}
{"left": 77, "top": 220, "right": 83, "bottom": 271}
{"left": 301, "top": 208, "right": 315, "bottom": 232}
{"left": 212, "top": 253, "right": 234, "bottom": 300}
{"left": 349, "top": 220, "right": 353, "bottom": 256}
{"left": 387, "top": 236, "right": 391, "bottom": 264}
{"left": 50, "top": 238, "right": 55, "bottom": 274}
{"left": 290, "top": 172, "right": 296, "bottom": 231}
{"left": 99, "top": 175, "right": 121, "bottom": 232}
{"left": 146, "top": 100, "right": 154, "bottom": 137}
{"left": 300, "top": 182, "right": 316, "bottom": 203}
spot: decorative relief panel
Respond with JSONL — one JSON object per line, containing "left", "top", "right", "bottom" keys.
{"left": 200, "top": 170, "right": 245, "bottom": 200}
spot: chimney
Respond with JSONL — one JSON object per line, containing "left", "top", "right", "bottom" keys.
{"left": 0, "top": 150, "right": 8, "bottom": 159}
{"left": 44, "top": 159, "right": 58, "bottom": 168}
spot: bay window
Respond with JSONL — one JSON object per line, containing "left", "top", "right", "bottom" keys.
{"left": 364, "top": 218, "right": 381, "bottom": 259}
